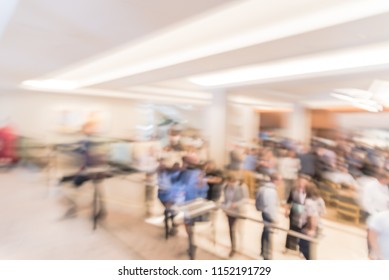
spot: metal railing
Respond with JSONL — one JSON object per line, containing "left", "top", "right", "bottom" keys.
{"left": 172, "top": 199, "right": 319, "bottom": 260}
{"left": 221, "top": 208, "right": 319, "bottom": 260}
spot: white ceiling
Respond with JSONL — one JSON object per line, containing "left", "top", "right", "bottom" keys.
{"left": 1, "top": 0, "right": 389, "bottom": 109}
{"left": 0, "top": 0, "right": 235, "bottom": 84}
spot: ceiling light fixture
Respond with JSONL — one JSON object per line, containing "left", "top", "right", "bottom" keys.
{"left": 330, "top": 79, "right": 389, "bottom": 112}
{"left": 127, "top": 86, "right": 211, "bottom": 100}
{"left": 351, "top": 101, "right": 383, "bottom": 112}
{"left": 19, "top": 86, "right": 210, "bottom": 106}
{"left": 228, "top": 95, "right": 292, "bottom": 111}
{"left": 332, "top": 88, "right": 373, "bottom": 99}
{"left": 189, "top": 41, "right": 389, "bottom": 87}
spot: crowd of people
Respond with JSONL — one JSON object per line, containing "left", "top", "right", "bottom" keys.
{"left": 151, "top": 130, "right": 389, "bottom": 260}
{"left": 3, "top": 120, "right": 389, "bottom": 259}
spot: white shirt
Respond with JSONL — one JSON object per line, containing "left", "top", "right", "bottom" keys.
{"left": 278, "top": 157, "right": 300, "bottom": 180}
{"left": 322, "top": 171, "right": 357, "bottom": 186}
{"left": 356, "top": 176, "right": 376, "bottom": 207}
{"left": 191, "top": 138, "right": 204, "bottom": 149}
{"left": 360, "top": 178, "right": 389, "bottom": 214}
{"left": 256, "top": 182, "right": 279, "bottom": 222}
{"left": 368, "top": 210, "right": 389, "bottom": 259}
{"left": 300, "top": 198, "right": 321, "bottom": 228}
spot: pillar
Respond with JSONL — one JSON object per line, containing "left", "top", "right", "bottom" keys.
{"left": 242, "top": 106, "right": 260, "bottom": 145}
{"left": 206, "top": 90, "right": 227, "bottom": 167}
{"left": 285, "top": 103, "right": 311, "bottom": 144}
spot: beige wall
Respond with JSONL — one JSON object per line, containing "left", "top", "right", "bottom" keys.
{"left": 0, "top": 90, "right": 206, "bottom": 143}
{"left": 285, "top": 104, "right": 311, "bottom": 144}
{"left": 335, "top": 111, "right": 389, "bottom": 129}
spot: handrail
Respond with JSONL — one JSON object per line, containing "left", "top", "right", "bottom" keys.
{"left": 173, "top": 198, "right": 319, "bottom": 243}
{"left": 221, "top": 208, "right": 319, "bottom": 243}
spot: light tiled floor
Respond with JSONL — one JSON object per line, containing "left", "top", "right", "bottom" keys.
{"left": 0, "top": 169, "right": 137, "bottom": 259}
{"left": 0, "top": 168, "right": 368, "bottom": 260}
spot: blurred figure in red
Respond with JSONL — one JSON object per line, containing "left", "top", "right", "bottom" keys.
{"left": 0, "top": 123, "right": 18, "bottom": 165}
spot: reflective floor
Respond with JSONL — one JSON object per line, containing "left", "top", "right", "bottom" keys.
{"left": 0, "top": 168, "right": 367, "bottom": 260}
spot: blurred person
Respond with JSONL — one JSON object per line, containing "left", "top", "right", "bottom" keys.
{"left": 157, "top": 159, "right": 180, "bottom": 236}
{"left": 228, "top": 144, "right": 244, "bottom": 171}
{"left": 360, "top": 169, "right": 389, "bottom": 217}
{"left": 204, "top": 160, "right": 224, "bottom": 201}
{"left": 299, "top": 185, "right": 324, "bottom": 260}
{"left": 160, "top": 145, "right": 174, "bottom": 165}
{"left": 362, "top": 146, "right": 380, "bottom": 176}
{"left": 319, "top": 145, "right": 337, "bottom": 170}
{"left": 359, "top": 169, "right": 389, "bottom": 256}
{"left": 297, "top": 146, "right": 316, "bottom": 178}
{"left": 169, "top": 129, "right": 182, "bottom": 151}
{"left": 186, "top": 145, "right": 198, "bottom": 159}
{"left": 162, "top": 144, "right": 184, "bottom": 166}
{"left": 258, "top": 149, "right": 277, "bottom": 175}
{"left": 321, "top": 163, "right": 358, "bottom": 190}
{"left": 0, "top": 123, "right": 18, "bottom": 165}
{"left": 278, "top": 150, "right": 300, "bottom": 203}
{"left": 256, "top": 173, "right": 281, "bottom": 260}
{"left": 145, "top": 170, "right": 157, "bottom": 217}
{"left": 176, "top": 155, "right": 209, "bottom": 259}
{"left": 367, "top": 209, "right": 389, "bottom": 260}
{"left": 280, "top": 137, "right": 295, "bottom": 151}
{"left": 222, "top": 173, "right": 249, "bottom": 257}
{"left": 191, "top": 134, "right": 204, "bottom": 150}
{"left": 283, "top": 175, "right": 309, "bottom": 254}
{"left": 349, "top": 150, "right": 366, "bottom": 178}
{"left": 242, "top": 147, "right": 259, "bottom": 198}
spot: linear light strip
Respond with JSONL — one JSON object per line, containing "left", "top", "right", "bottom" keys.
{"left": 189, "top": 41, "right": 389, "bottom": 87}
{"left": 19, "top": 86, "right": 210, "bottom": 105}
{"left": 127, "top": 86, "right": 212, "bottom": 100}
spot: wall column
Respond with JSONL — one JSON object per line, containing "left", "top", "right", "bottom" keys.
{"left": 285, "top": 103, "right": 311, "bottom": 144}
{"left": 206, "top": 90, "right": 227, "bottom": 167}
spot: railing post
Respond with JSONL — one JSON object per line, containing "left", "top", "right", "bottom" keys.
{"left": 92, "top": 178, "right": 99, "bottom": 230}
{"left": 164, "top": 208, "right": 170, "bottom": 240}
{"left": 268, "top": 227, "right": 274, "bottom": 260}
{"left": 310, "top": 240, "right": 318, "bottom": 260}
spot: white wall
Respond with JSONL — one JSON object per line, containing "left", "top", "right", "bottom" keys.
{"left": 205, "top": 91, "right": 227, "bottom": 166}
{"left": 336, "top": 111, "right": 389, "bottom": 130}
{"left": 285, "top": 104, "right": 311, "bottom": 144}
{"left": 0, "top": 90, "right": 207, "bottom": 143}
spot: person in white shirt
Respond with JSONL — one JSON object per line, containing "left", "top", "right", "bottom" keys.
{"left": 355, "top": 174, "right": 376, "bottom": 209}
{"left": 360, "top": 171, "right": 389, "bottom": 216}
{"left": 321, "top": 169, "right": 357, "bottom": 188}
{"left": 359, "top": 169, "right": 389, "bottom": 256}
{"left": 278, "top": 150, "right": 300, "bottom": 202}
{"left": 367, "top": 210, "right": 389, "bottom": 260}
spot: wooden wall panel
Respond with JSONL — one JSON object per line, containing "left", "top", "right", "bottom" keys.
{"left": 260, "top": 112, "right": 286, "bottom": 129}
{"left": 311, "top": 110, "right": 336, "bottom": 129}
